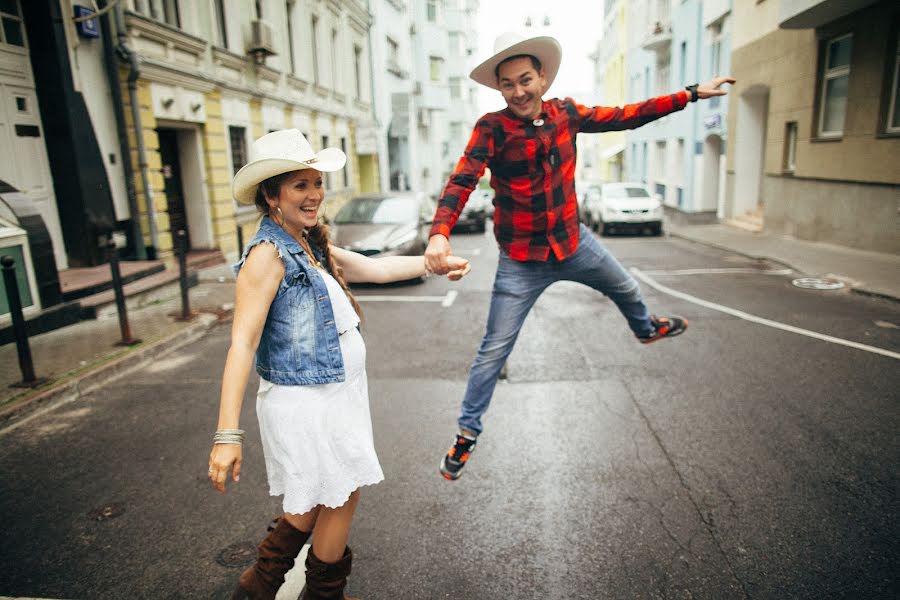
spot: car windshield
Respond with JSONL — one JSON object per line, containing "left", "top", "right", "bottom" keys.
{"left": 334, "top": 197, "right": 417, "bottom": 224}
{"left": 605, "top": 186, "right": 650, "bottom": 199}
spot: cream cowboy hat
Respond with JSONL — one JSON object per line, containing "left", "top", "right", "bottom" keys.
{"left": 232, "top": 129, "right": 346, "bottom": 204}
{"left": 469, "top": 32, "right": 562, "bottom": 91}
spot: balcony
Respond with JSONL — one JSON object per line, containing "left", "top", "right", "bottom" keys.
{"left": 779, "top": 0, "right": 880, "bottom": 29}
{"left": 641, "top": 20, "right": 672, "bottom": 53}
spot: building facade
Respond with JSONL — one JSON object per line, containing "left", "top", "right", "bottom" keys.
{"left": 623, "top": 0, "right": 732, "bottom": 222}
{"left": 726, "top": 0, "right": 899, "bottom": 252}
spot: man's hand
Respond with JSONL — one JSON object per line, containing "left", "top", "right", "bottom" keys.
{"left": 425, "top": 234, "right": 453, "bottom": 275}
{"left": 698, "top": 76, "right": 736, "bottom": 99}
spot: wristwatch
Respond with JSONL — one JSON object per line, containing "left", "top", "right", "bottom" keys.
{"left": 685, "top": 84, "right": 699, "bottom": 102}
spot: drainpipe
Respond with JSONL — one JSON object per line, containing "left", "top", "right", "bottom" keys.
{"left": 114, "top": 3, "right": 159, "bottom": 259}
{"left": 98, "top": 0, "right": 146, "bottom": 259}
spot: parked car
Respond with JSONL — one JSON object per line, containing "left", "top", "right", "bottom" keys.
{"left": 455, "top": 189, "right": 492, "bottom": 233}
{"left": 584, "top": 182, "right": 664, "bottom": 236}
{"left": 331, "top": 192, "right": 434, "bottom": 260}
{"left": 575, "top": 180, "right": 603, "bottom": 228}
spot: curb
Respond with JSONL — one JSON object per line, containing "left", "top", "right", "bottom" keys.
{"left": 0, "top": 312, "right": 225, "bottom": 431}
{"left": 667, "top": 231, "right": 900, "bottom": 303}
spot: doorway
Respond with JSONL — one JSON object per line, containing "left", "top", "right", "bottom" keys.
{"left": 158, "top": 128, "right": 191, "bottom": 250}
{"left": 732, "top": 87, "right": 769, "bottom": 221}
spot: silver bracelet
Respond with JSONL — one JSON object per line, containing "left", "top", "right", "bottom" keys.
{"left": 213, "top": 428, "right": 245, "bottom": 445}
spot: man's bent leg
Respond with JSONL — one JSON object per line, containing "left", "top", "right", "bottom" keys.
{"left": 457, "top": 255, "right": 548, "bottom": 435}
{"left": 565, "top": 224, "right": 654, "bottom": 336}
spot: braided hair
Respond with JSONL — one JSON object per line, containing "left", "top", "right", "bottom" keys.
{"left": 254, "top": 172, "right": 363, "bottom": 319}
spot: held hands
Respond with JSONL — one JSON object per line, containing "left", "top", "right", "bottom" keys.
{"left": 425, "top": 235, "right": 470, "bottom": 280}
{"left": 698, "top": 76, "right": 736, "bottom": 99}
{"left": 208, "top": 442, "right": 242, "bottom": 493}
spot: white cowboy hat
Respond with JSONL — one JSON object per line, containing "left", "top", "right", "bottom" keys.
{"left": 232, "top": 129, "right": 346, "bottom": 204}
{"left": 469, "top": 32, "right": 562, "bottom": 91}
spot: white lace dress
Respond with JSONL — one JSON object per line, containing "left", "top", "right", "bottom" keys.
{"left": 255, "top": 268, "right": 384, "bottom": 515}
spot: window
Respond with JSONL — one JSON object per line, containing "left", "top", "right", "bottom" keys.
{"left": 449, "top": 77, "right": 462, "bottom": 99}
{"left": 214, "top": 0, "right": 228, "bottom": 48}
{"left": 818, "top": 33, "right": 852, "bottom": 138}
{"left": 430, "top": 56, "right": 443, "bottom": 82}
{"left": 228, "top": 126, "right": 247, "bottom": 177}
{"left": 885, "top": 32, "right": 900, "bottom": 134}
{"left": 321, "top": 136, "right": 331, "bottom": 188}
{"left": 331, "top": 29, "right": 339, "bottom": 90}
{"left": 679, "top": 41, "right": 687, "bottom": 83}
{"left": 340, "top": 138, "right": 349, "bottom": 188}
{"left": 0, "top": 0, "right": 24, "bottom": 47}
{"left": 449, "top": 32, "right": 462, "bottom": 56}
{"left": 783, "top": 121, "right": 798, "bottom": 172}
{"left": 710, "top": 21, "right": 722, "bottom": 77}
{"left": 427, "top": 0, "right": 437, "bottom": 22}
{"left": 353, "top": 45, "right": 363, "bottom": 99}
{"left": 655, "top": 53, "right": 670, "bottom": 95}
{"left": 311, "top": 16, "right": 320, "bottom": 84}
{"left": 135, "top": 0, "right": 180, "bottom": 28}
{"left": 286, "top": 1, "right": 296, "bottom": 74}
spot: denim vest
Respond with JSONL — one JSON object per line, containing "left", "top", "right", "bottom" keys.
{"left": 234, "top": 216, "right": 345, "bottom": 385}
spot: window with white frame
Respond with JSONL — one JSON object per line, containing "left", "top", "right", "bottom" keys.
{"left": 783, "top": 121, "right": 797, "bottom": 172}
{"left": 427, "top": 0, "right": 438, "bottom": 22}
{"left": 655, "top": 52, "right": 670, "bottom": 95}
{"left": 818, "top": 33, "right": 852, "bottom": 138}
{"left": 228, "top": 126, "right": 248, "bottom": 177}
{"left": 430, "top": 56, "right": 443, "bottom": 81}
{"left": 214, "top": 0, "right": 228, "bottom": 48}
{"left": 134, "top": 0, "right": 180, "bottom": 28}
{"left": 449, "top": 77, "right": 462, "bottom": 99}
{"left": 311, "top": 16, "right": 320, "bottom": 84}
{"left": 0, "top": 0, "right": 25, "bottom": 47}
{"left": 885, "top": 32, "right": 900, "bottom": 134}
{"left": 353, "top": 45, "right": 363, "bottom": 99}
{"left": 331, "top": 28, "right": 339, "bottom": 91}
{"left": 709, "top": 21, "right": 722, "bottom": 77}
{"left": 286, "top": 1, "right": 296, "bottom": 75}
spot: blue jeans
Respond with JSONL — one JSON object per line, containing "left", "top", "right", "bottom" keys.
{"left": 458, "top": 224, "right": 653, "bottom": 436}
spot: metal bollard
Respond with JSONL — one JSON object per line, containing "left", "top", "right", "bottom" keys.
{"left": 175, "top": 230, "right": 193, "bottom": 321}
{"left": 1, "top": 256, "right": 44, "bottom": 387}
{"left": 107, "top": 240, "right": 141, "bottom": 346}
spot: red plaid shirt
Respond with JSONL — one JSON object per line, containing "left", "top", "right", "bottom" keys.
{"left": 430, "top": 92, "right": 691, "bottom": 261}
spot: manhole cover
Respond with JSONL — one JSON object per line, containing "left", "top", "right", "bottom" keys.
{"left": 792, "top": 277, "right": 845, "bottom": 290}
{"left": 216, "top": 541, "right": 257, "bottom": 568}
{"left": 88, "top": 502, "right": 125, "bottom": 521}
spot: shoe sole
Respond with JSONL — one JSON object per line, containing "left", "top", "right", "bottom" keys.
{"left": 439, "top": 456, "right": 463, "bottom": 480}
{"left": 639, "top": 319, "right": 688, "bottom": 344}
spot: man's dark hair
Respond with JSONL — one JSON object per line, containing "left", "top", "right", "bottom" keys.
{"left": 494, "top": 54, "right": 542, "bottom": 80}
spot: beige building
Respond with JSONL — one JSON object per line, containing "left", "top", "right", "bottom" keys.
{"left": 115, "top": 0, "right": 378, "bottom": 261}
{"left": 726, "top": 0, "right": 899, "bottom": 253}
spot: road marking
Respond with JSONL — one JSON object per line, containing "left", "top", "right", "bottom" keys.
{"left": 639, "top": 267, "right": 793, "bottom": 276}
{"left": 631, "top": 268, "right": 900, "bottom": 361}
{"left": 356, "top": 291, "right": 457, "bottom": 307}
{"left": 276, "top": 543, "right": 310, "bottom": 599}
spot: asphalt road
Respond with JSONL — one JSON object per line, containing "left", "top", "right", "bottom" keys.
{"left": 0, "top": 227, "right": 897, "bottom": 599}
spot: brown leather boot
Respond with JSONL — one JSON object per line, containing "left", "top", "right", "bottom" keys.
{"left": 301, "top": 546, "right": 360, "bottom": 600}
{"left": 231, "top": 516, "right": 312, "bottom": 600}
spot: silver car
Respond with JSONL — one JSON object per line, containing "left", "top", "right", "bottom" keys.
{"left": 585, "top": 182, "right": 664, "bottom": 236}
{"left": 331, "top": 192, "right": 434, "bottom": 259}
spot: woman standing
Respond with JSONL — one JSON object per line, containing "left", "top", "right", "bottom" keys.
{"left": 208, "top": 129, "right": 469, "bottom": 600}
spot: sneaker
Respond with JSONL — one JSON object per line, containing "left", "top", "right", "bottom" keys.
{"left": 439, "top": 433, "right": 477, "bottom": 480}
{"left": 637, "top": 315, "right": 688, "bottom": 344}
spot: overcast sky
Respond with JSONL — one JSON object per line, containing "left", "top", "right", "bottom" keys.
{"left": 473, "top": 0, "right": 606, "bottom": 114}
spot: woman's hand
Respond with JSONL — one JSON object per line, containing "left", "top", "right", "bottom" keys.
{"left": 445, "top": 255, "right": 471, "bottom": 281}
{"left": 208, "top": 443, "right": 242, "bottom": 493}
{"left": 697, "top": 76, "right": 736, "bottom": 99}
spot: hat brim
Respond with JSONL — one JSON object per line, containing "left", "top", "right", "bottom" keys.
{"left": 232, "top": 148, "right": 346, "bottom": 204}
{"left": 469, "top": 36, "right": 561, "bottom": 92}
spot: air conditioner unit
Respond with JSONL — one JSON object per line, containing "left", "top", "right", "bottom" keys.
{"left": 248, "top": 20, "right": 277, "bottom": 62}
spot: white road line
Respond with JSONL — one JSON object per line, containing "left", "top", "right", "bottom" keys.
{"left": 639, "top": 267, "right": 793, "bottom": 276}
{"left": 631, "top": 268, "right": 900, "bottom": 361}
{"left": 356, "top": 291, "right": 457, "bottom": 307}
{"left": 276, "top": 543, "right": 310, "bottom": 599}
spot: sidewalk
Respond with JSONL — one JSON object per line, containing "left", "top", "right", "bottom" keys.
{"left": 0, "top": 263, "right": 237, "bottom": 427}
{"left": 667, "top": 222, "right": 900, "bottom": 301}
